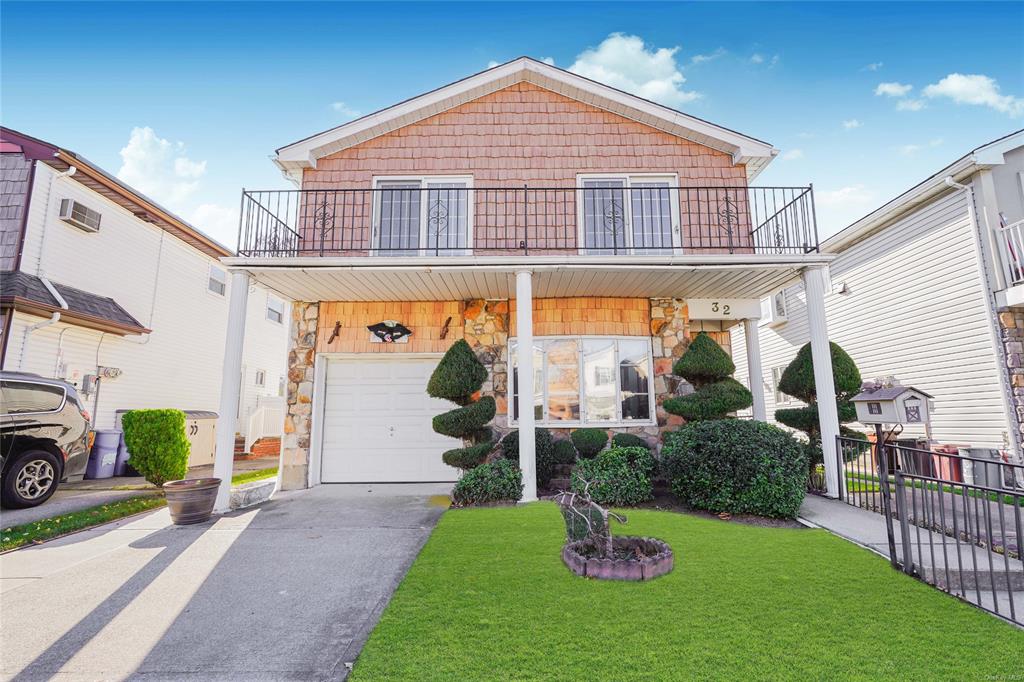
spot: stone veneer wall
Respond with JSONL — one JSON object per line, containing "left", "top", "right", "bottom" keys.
{"left": 462, "top": 299, "right": 510, "bottom": 434}
{"left": 280, "top": 301, "right": 318, "bottom": 490}
{"left": 998, "top": 310, "right": 1024, "bottom": 452}
{"left": 650, "top": 299, "right": 692, "bottom": 435}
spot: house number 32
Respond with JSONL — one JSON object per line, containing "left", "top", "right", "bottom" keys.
{"left": 711, "top": 302, "right": 731, "bottom": 315}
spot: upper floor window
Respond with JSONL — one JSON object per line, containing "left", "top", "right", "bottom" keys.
{"left": 510, "top": 336, "right": 654, "bottom": 426}
{"left": 254, "top": 369, "right": 266, "bottom": 387}
{"left": 772, "top": 366, "right": 793, "bottom": 405}
{"left": 372, "top": 176, "right": 471, "bottom": 256}
{"left": 578, "top": 174, "right": 680, "bottom": 255}
{"left": 208, "top": 265, "right": 227, "bottom": 296}
{"left": 266, "top": 295, "right": 285, "bottom": 324}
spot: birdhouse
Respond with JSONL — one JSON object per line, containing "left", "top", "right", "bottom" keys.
{"left": 851, "top": 386, "right": 933, "bottom": 425}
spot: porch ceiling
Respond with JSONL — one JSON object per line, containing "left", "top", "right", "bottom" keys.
{"left": 223, "top": 254, "right": 833, "bottom": 303}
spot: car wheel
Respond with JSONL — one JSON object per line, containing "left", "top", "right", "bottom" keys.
{"left": 1, "top": 449, "right": 61, "bottom": 509}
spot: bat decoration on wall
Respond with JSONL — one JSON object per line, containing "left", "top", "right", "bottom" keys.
{"left": 367, "top": 320, "right": 412, "bottom": 343}
{"left": 439, "top": 316, "right": 452, "bottom": 340}
{"left": 327, "top": 321, "right": 341, "bottom": 344}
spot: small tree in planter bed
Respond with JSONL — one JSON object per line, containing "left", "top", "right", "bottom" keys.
{"left": 662, "top": 332, "right": 752, "bottom": 422}
{"left": 121, "top": 409, "right": 190, "bottom": 487}
{"left": 774, "top": 341, "right": 862, "bottom": 468}
{"left": 427, "top": 339, "right": 496, "bottom": 470}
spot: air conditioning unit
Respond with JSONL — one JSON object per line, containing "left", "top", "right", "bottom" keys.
{"left": 759, "top": 291, "right": 788, "bottom": 327}
{"left": 59, "top": 199, "right": 102, "bottom": 233}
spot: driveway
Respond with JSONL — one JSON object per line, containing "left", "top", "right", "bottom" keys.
{"left": 0, "top": 484, "right": 450, "bottom": 681}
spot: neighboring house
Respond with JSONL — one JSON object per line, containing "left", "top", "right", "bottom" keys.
{"left": 0, "top": 127, "right": 289, "bottom": 449}
{"left": 215, "top": 57, "right": 846, "bottom": 501}
{"left": 731, "top": 129, "right": 1024, "bottom": 456}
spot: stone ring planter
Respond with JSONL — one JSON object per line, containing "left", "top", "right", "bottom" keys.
{"left": 163, "top": 478, "right": 220, "bottom": 525}
{"left": 562, "top": 536, "right": 674, "bottom": 581}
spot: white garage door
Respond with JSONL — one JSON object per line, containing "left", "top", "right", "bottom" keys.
{"left": 320, "top": 357, "right": 462, "bottom": 483}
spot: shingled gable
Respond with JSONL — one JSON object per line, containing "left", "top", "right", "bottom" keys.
{"left": 274, "top": 57, "right": 778, "bottom": 183}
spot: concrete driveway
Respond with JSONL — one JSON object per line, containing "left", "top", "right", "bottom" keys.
{"left": 0, "top": 484, "right": 450, "bottom": 681}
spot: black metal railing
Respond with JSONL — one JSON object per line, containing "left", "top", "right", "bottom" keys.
{"left": 237, "top": 185, "right": 818, "bottom": 257}
{"left": 836, "top": 435, "right": 1024, "bottom": 625}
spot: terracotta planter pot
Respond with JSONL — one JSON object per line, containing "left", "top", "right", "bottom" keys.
{"left": 163, "top": 478, "right": 220, "bottom": 525}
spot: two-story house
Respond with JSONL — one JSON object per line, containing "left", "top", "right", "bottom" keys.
{"left": 211, "top": 58, "right": 843, "bottom": 506}
{"left": 0, "top": 127, "right": 289, "bottom": 462}
{"left": 730, "top": 129, "right": 1024, "bottom": 461}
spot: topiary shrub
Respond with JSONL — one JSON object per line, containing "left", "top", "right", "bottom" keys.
{"left": 428, "top": 339, "right": 494, "bottom": 470}
{"left": 661, "top": 420, "right": 807, "bottom": 518}
{"left": 552, "top": 439, "right": 578, "bottom": 465}
{"left": 774, "top": 341, "right": 862, "bottom": 470}
{"left": 663, "top": 332, "right": 752, "bottom": 422}
{"left": 571, "top": 428, "right": 608, "bottom": 459}
{"left": 571, "top": 447, "right": 654, "bottom": 507}
{"left": 611, "top": 433, "right": 650, "bottom": 450}
{"left": 452, "top": 459, "right": 523, "bottom": 506}
{"left": 499, "top": 428, "right": 557, "bottom": 487}
{"left": 121, "top": 409, "right": 190, "bottom": 487}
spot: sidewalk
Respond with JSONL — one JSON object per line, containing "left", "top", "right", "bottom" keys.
{"left": 800, "top": 495, "right": 1023, "bottom": 623}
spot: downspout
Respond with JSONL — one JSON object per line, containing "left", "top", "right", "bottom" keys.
{"left": 18, "top": 276, "right": 68, "bottom": 370}
{"left": 946, "top": 176, "right": 1023, "bottom": 461}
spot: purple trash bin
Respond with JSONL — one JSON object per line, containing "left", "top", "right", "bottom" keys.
{"left": 86, "top": 429, "right": 120, "bottom": 480}
{"left": 114, "top": 432, "right": 131, "bottom": 477}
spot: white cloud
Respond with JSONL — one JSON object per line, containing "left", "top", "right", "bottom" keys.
{"left": 117, "top": 127, "right": 206, "bottom": 206}
{"left": 816, "top": 184, "right": 875, "bottom": 209}
{"left": 330, "top": 101, "right": 361, "bottom": 119}
{"left": 863, "top": 62, "right": 884, "bottom": 72}
{"left": 781, "top": 149, "right": 804, "bottom": 161}
{"left": 896, "top": 98, "right": 926, "bottom": 111}
{"left": 875, "top": 82, "right": 912, "bottom": 97}
{"left": 569, "top": 33, "right": 700, "bottom": 107}
{"left": 189, "top": 203, "right": 236, "bottom": 242}
{"left": 898, "top": 138, "right": 943, "bottom": 155}
{"left": 923, "top": 73, "right": 1024, "bottom": 116}
{"left": 842, "top": 119, "right": 863, "bottom": 130}
{"left": 690, "top": 48, "right": 725, "bottom": 65}
{"left": 750, "top": 53, "right": 764, "bottom": 64}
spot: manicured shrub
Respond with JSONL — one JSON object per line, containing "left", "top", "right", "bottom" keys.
{"left": 661, "top": 420, "right": 807, "bottom": 518}
{"left": 610, "top": 433, "right": 649, "bottom": 450}
{"left": 427, "top": 339, "right": 494, "bottom": 470}
{"left": 774, "top": 341, "right": 862, "bottom": 461}
{"left": 663, "top": 332, "right": 752, "bottom": 422}
{"left": 499, "top": 428, "right": 556, "bottom": 487}
{"left": 452, "top": 459, "right": 523, "bottom": 506}
{"left": 121, "top": 409, "right": 190, "bottom": 487}
{"left": 552, "top": 439, "right": 578, "bottom": 464}
{"left": 571, "top": 428, "right": 608, "bottom": 459}
{"left": 571, "top": 447, "right": 654, "bottom": 507}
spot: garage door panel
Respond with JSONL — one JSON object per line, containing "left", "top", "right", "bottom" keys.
{"left": 320, "top": 356, "right": 461, "bottom": 483}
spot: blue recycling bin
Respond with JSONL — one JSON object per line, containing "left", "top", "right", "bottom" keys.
{"left": 114, "top": 432, "right": 132, "bottom": 477}
{"left": 86, "top": 429, "right": 121, "bottom": 479}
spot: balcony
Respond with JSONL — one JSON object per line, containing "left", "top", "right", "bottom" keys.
{"left": 236, "top": 185, "right": 819, "bottom": 258}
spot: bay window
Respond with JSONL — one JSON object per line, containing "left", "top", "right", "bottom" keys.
{"left": 510, "top": 337, "right": 654, "bottom": 426}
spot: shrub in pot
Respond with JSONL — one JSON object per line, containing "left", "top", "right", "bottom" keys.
{"left": 499, "top": 428, "right": 556, "bottom": 487}
{"left": 571, "top": 428, "right": 608, "bottom": 459}
{"left": 427, "top": 339, "right": 495, "bottom": 471}
{"left": 121, "top": 409, "right": 190, "bottom": 487}
{"left": 661, "top": 420, "right": 807, "bottom": 519}
{"left": 452, "top": 458, "right": 523, "bottom": 506}
{"left": 571, "top": 446, "right": 654, "bottom": 507}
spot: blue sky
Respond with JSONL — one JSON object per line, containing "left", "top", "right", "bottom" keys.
{"left": 3, "top": 1, "right": 1022, "bottom": 246}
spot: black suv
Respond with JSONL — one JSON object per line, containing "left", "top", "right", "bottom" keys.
{"left": 1, "top": 372, "right": 92, "bottom": 508}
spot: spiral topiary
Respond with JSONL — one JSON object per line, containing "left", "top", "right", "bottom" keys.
{"left": 662, "top": 332, "right": 752, "bottom": 422}
{"left": 427, "top": 339, "right": 495, "bottom": 470}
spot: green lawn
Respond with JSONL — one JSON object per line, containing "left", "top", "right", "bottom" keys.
{"left": 1, "top": 495, "right": 166, "bottom": 552}
{"left": 230, "top": 466, "right": 278, "bottom": 485}
{"left": 353, "top": 503, "right": 1022, "bottom": 681}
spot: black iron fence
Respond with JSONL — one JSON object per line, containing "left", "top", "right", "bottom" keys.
{"left": 237, "top": 185, "right": 818, "bottom": 257}
{"left": 835, "top": 435, "right": 1024, "bottom": 625}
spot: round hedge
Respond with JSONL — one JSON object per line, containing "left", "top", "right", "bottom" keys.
{"left": 672, "top": 331, "right": 735, "bottom": 388}
{"left": 452, "top": 458, "right": 523, "bottom": 506}
{"left": 610, "top": 433, "right": 649, "bottom": 450}
{"left": 442, "top": 442, "right": 495, "bottom": 470}
{"left": 777, "top": 341, "right": 862, "bottom": 403}
{"left": 662, "top": 378, "right": 753, "bottom": 422}
{"left": 432, "top": 397, "right": 496, "bottom": 438}
{"left": 552, "top": 439, "right": 578, "bottom": 465}
{"left": 661, "top": 420, "right": 807, "bottom": 519}
{"left": 499, "top": 428, "right": 557, "bottom": 487}
{"left": 570, "top": 428, "right": 608, "bottom": 459}
{"left": 571, "top": 446, "right": 654, "bottom": 507}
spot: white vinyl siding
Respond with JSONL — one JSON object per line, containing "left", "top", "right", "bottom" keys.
{"left": 732, "top": 188, "right": 1009, "bottom": 449}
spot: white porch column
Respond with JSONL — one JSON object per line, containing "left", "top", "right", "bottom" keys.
{"left": 743, "top": 318, "right": 767, "bottom": 421}
{"left": 515, "top": 270, "right": 537, "bottom": 503}
{"left": 803, "top": 265, "right": 843, "bottom": 499}
{"left": 213, "top": 271, "right": 250, "bottom": 513}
